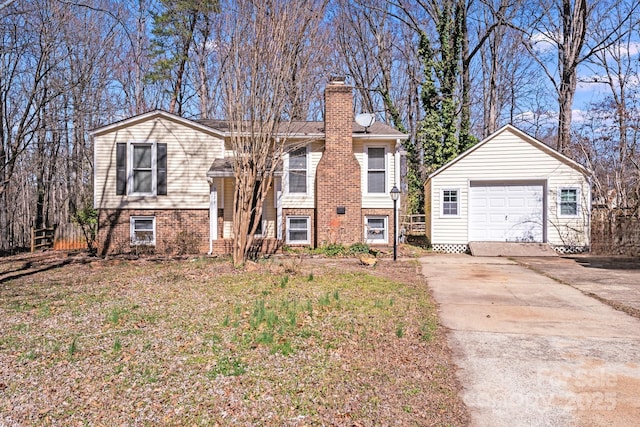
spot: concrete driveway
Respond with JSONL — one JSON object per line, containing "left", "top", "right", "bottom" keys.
{"left": 420, "top": 254, "right": 640, "bottom": 426}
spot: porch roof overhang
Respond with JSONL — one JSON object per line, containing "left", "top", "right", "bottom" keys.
{"left": 207, "top": 158, "right": 283, "bottom": 178}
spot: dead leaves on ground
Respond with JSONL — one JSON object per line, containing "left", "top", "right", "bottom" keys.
{"left": 0, "top": 253, "right": 468, "bottom": 425}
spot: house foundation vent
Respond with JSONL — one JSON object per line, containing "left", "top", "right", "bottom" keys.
{"left": 431, "top": 244, "right": 470, "bottom": 254}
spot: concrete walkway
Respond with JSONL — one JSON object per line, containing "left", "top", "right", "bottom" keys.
{"left": 420, "top": 254, "right": 640, "bottom": 426}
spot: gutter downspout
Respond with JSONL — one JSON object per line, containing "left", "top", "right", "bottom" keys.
{"left": 395, "top": 139, "right": 402, "bottom": 244}
{"left": 207, "top": 177, "right": 214, "bottom": 255}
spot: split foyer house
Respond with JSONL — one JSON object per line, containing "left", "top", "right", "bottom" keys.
{"left": 93, "top": 79, "right": 592, "bottom": 257}
{"left": 91, "top": 78, "right": 408, "bottom": 255}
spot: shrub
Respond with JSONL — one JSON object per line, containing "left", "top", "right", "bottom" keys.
{"left": 322, "top": 243, "right": 345, "bottom": 256}
{"left": 72, "top": 204, "right": 98, "bottom": 252}
{"left": 348, "top": 243, "right": 370, "bottom": 254}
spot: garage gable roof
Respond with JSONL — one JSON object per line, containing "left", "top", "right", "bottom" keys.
{"left": 427, "top": 124, "right": 589, "bottom": 180}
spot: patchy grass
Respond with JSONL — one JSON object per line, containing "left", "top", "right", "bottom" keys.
{"left": 0, "top": 253, "right": 468, "bottom": 425}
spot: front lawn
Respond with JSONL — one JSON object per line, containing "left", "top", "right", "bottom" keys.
{"left": 0, "top": 253, "right": 467, "bottom": 425}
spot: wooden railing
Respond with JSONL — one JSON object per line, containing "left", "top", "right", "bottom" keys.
{"left": 400, "top": 214, "right": 426, "bottom": 235}
{"left": 31, "top": 226, "right": 56, "bottom": 252}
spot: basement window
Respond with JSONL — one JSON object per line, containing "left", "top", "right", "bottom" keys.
{"left": 364, "top": 216, "right": 388, "bottom": 244}
{"left": 130, "top": 216, "right": 156, "bottom": 245}
{"left": 286, "top": 216, "right": 310, "bottom": 244}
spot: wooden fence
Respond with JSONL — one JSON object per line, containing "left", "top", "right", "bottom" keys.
{"left": 591, "top": 209, "right": 640, "bottom": 256}
{"left": 400, "top": 214, "right": 426, "bottom": 235}
{"left": 31, "top": 223, "right": 88, "bottom": 252}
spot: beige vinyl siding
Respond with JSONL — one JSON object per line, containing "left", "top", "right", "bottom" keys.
{"left": 430, "top": 182, "right": 468, "bottom": 244}
{"left": 281, "top": 140, "right": 322, "bottom": 209}
{"left": 424, "top": 180, "right": 432, "bottom": 241}
{"left": 430, "top": 129, "right": 589, "bottom": 246}
{"left": 547, "top": 181, "right": 590, "bottom": 246}
{"left": 94, "top": 116, "right": 223, "bottom": 210}
{"left": 353, "top": 139, "right": 396, "bottom": 209}
{"left": 221, "top": 178, "right": 277, "bottom": 239}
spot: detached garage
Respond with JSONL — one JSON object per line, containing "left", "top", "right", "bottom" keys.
{"left": 424, "top": 125, "right": 590, "bottom": 253}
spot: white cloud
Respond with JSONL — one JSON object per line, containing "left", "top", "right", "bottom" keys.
{"left": 571, "top": 109, "right": 588, "bottom": 124}
{"left": 617, "top": 41, "right": 640, "bottom": 57}
{"left": 511, "top": 108, "right": 588, "bottom": 126}
{"left": 528, "top": 31, "right": 557, "bottom": 53}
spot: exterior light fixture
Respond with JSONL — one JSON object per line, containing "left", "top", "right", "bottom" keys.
{"left": 390, "top": 185, "right": 400, "bottom": 261}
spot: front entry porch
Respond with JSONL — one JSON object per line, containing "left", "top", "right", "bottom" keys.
{"left": 207, "top": 169, "right": 283, "bottom": 255}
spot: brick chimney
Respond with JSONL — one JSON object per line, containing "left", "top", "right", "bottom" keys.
{"left": 315, "top": 77, "right": 362, "bottom": 246}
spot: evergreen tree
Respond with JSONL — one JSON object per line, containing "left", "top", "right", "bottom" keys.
{"left": 147, "top": 0, "right": 219, "bottom": 115}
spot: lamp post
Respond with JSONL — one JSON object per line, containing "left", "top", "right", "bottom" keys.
{"left": 390, "top": 185, "right": 400, "bottom": 261}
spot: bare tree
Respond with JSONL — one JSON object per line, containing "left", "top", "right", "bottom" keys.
{"left": 0, "top": 0, "right": 130, "bottom": 251}
{"left": 219, "top": 0, "right": 327, "bottom": 265}
{"left": 576, "top": 5, "right": 640, "bottom": 211}
{"left": 0, "top": 0, "right": 68, "bottom": 247}
{"left": 520, "top": 0, "right": 640, "bottom": 153}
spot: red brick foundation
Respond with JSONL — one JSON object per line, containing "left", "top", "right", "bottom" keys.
{"left": 210, "top": 238, "right": 281, "bottom": 256}
{"left": 98, "top": 209, "right": 209, "bottom": 256}
{"left": 282, "top": 208, "right": 315, "bottom": 247}
{"left": 362, "top": 208, "right": 395, "bottom": 247}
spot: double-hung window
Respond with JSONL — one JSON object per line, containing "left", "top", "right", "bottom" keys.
{"left": 442, "top": 189, "right": 459, "bottom": 216}
{"left": 286, "top": 216, "right": 310, "bottom": 244}
{"left": 288, "top": 146, "right": 307, "bottom": 194}
{"left": 559, "top": 188, "right": 579, "bottom": 217}
{"left": 132, "top": 144, "right": 154, "bottom": 194}
{"left": 367, "top": 147, "right": 386, "bottom": 193}
{"left": 116, "top": 142, "right": 167, "bottom": 196}
{"left": 364, "top": 216, "right": 388, "bottom": 243}
{"left": 130, "top": 216, "right": 156, "bottom": 245}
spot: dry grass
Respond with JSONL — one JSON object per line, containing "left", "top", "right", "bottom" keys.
{"left": 0, "top": 252, "right": 468, "bottom": 426}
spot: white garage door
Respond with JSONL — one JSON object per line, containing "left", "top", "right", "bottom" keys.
{"left": 469, "top": 183, "right": 544, "bottom": 242}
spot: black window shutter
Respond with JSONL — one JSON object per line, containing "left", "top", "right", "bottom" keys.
{"left": 116, "top": 143, "right": 127, "bottom": 195}
{"left": 157, "top": 143, "right": 167, "bottom": 195}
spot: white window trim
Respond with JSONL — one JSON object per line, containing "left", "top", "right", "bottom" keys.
{"left": 364, "top": 215, "right": 388, "bottom": 244}
{"left": 285, "top": 216, "right": 311, "bottom": 244}
{"left": 284, "top": 144, "right": 309, "bottom": 195}
{"left": 130, "top": 216, "right": 156, "bottom": 246}
{"left": 557, "top": 186, "right": 580, "bottom": 218}
{"left": 440, "top": 188, "right": 461, "bottom": 217}
{"left": 128, "top": 141, "right": 157, "bottom": 196}
{"left": 364, "top": 145, "right": 388, "bottom": 195}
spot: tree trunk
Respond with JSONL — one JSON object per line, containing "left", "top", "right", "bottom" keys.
{"left": 459, "top": 0, "right": 472, "bottom": 148}
{"left": 557, "top": 67, "right": 577, "bottom": 153}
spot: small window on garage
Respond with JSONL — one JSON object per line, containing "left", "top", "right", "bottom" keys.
{"left": 442, "top": 189, "right": 459, "bottom": 216}
{"left": 286, "top": 216, "right": 310, "bottom": 244}
{"left": 131, "top": 216, "right": 156, "bottom": 245}
{"left": 364, "top": 216, "right": 388, "bottom": 243}
{"left": 558, "top": 188, "right": 579, "bottom": 217}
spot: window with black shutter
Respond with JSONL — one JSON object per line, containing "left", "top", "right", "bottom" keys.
{"left": 116, "top": 142, "right": 167, "bottom": 196}
{"left": 157, "top": 143, "right": 167, "bottom": 195}
{"left": 116, "top": 143, "right": 127, "bottom": 195}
